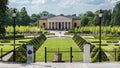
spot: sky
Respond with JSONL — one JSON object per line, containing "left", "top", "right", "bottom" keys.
{"left": 8, "top": 0, "right": 120, "bottom": 15}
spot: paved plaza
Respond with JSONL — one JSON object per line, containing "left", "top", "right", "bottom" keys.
{"left": 0, "top": 62, "right": 120, "bottom": 68}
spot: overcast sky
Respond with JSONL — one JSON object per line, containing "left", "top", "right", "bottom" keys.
{"left": 8, "top": 0, "right": 120, "bottom": 15}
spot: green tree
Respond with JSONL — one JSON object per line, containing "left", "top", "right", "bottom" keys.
{"left": 81, "top": 11, "right": 95, "bottom": 26}
{"left": 30, "top": 14, "right": 40, "bottom": 23}
{"left": 81, "top": 16, "right": 89, "bottom": 26}
{"left": 110, "top": 3, "right": 120, "bottom": 26}
{"left": 102, "top": 10, "right": 112, "bottom": 26}
{"left": 0, "top": 0, "right": 8, "bottom": 37}
{"left": 19, "top": 7, "right": 30, "bottom": 25}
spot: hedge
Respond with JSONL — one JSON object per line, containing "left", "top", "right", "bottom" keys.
{"left": 0, "top": 35, "right": 24, "bottom": 39}
{"left": 107, "top": 40, "right": 118, "bottom": 43}
{"left": 72, "top": 34, "right": 109, "bottom": 62}
{"left": 8, "top": 34, "right": 46, "bottom": 62}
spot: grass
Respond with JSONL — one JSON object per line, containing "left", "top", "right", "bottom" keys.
{"left": 85, "top": 37, "right": 120, "bottom": 62}
{"left": 36, "top": 38, "right": 83, "bottom": 62}
{"left": 0, "top": 38, "right": 32, "bottom": 57}
{"left": 0, "top": 46, "right": 19, "bottom": 56}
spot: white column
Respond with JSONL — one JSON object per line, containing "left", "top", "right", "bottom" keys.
{"left": 48, "top": 22, "right": 49, "bottom": 29}
{"left": 84, "top": 44, "right": 91, "bottom": 63}
{"left": 70, "top": 22, "right": 72, "bottom": 29}
{"left": 64, "top": 22, "right": 65, "bottom": 29}
{"left": 51, "top": 22, "right": 52, "bottom": 29}
{"left": 67, "top": 22, "right": 69, "bottom": 29}
{"left": 57, "top": 22, "right": 59, "bottom": 29}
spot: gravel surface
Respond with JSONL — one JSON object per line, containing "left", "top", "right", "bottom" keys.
{"left": 0, "top": 62, "right": 120, "bottom": 68}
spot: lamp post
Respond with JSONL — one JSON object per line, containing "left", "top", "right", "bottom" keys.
{"left": 98, "top": 9, "right": 103, "bottom": 62}
{"left": 12, "top": 8, "right": 17, "bottom": 62}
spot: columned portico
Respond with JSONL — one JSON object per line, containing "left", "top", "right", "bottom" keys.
{"left": 48, "top": 22, "right": 73, "bottom": 30}
{"left": 39, "top": 16, "right": 80, "bottom": 30}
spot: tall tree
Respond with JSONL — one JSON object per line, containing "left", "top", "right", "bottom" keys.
{"left": 81, "top": 11, "right": 95, "bottom": 26}
{"left": 30, "top": 14, "right": 40, "bottom": 23}
{"left": 19, "top": 7, "right": 30, "bottom": 25}
{"left": 102, "top": 10, "right": 112, "bottom": 26}
{"left": 0, "top": 0, "right": 8, "bottom": 37}
{"left": 111, "top": 3, "right": 120, "bottom": 26}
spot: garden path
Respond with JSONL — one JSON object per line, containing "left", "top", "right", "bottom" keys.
{"left": 0, "top": 52, "right": 13, "bottom": 61}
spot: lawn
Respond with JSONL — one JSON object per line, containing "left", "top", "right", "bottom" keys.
{"left": 84, "top": 37, "right": 120, "bottom": 61}
{"left": 0, "top": 38, "right": 32, "bottom": 57}
{"left": 0, "top": 46, "right": 19, "bottom": 56}
{"left": 36, "top": 38, "right": 83, "bottom": 62}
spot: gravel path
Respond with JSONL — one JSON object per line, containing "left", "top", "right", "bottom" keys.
{"left": 0, "top": 62, "right": 120, "bottom": 68}
{"left": 0, "top": 52, "right": 13, "bottom": 61}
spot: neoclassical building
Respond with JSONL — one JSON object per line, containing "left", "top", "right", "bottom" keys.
{"left": 38, "top": 15, "right": 81, "bottom": 30}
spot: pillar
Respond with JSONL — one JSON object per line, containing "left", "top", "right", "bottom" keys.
{"left": 54, "top": 22, "right": 56, "bottom": 30}
{"left": 51, "top": 22, "right": 52, "bottom": 29}
{"left": 70, "top": 22, "right": 72, "bottom": 29}
{"left": 63, "top": 22, "right": 66, "bottom": 29}
{"left": 67, "top": 22, "right": 69, "bottom": 29}
{"left": 48, "top": 22, "right": 49, "bottom": 29}
{"left": 84, "top": 44, "right": 91, "bottom": 63}
{"left": 57, "top": 22, "right": 59, "bottom": 29}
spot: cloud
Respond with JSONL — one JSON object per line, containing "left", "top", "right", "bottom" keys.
{"left": 31, "top": 0, "right": 46, "bottom": 4}
{"left": 10, "top": 0, "right": 29, "bottom": 4}
{"left": 58, "top": 0, "right": 80, "bottom": 8}
{"left": 9, "top": 0, "right": 117, "bottom": 15}
{"left": 108, "top": 0, "right": 120, "bottom": 3}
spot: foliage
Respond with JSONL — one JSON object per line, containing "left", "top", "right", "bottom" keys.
{"left": 72, "top": 34, "right": 109, "bottom": 62}
{"left": 0, "top": 0, "right": 8, "bottom": 38}
{"left": 0, "top": 34, "right": 24, "bottom": 39}
{"left": 0, "top": 0, "right": 8, "bottom": 23}
{"left": 69, "top": 26, "right": 120, "bottom": 36}
{"left": 5, "top": 26, "right": 45, "bottom": 33}
{"left": 111, "top": 3, "right": 120, "bottom": 26}
{"left": 8, "top": 34, "right": 46, "bottom": 62}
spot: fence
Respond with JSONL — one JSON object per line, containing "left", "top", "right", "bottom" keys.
{"left": 0, "top": 47, "right": 120, "bottom": 63}
{"left": 0, "top": 48, "right": 36, "bottom": 62}
{"left": 44, "top": 47, "right": 83, "bottom": 63}
{"left": 44, "top": 47, "right": 120, "bottom": 63}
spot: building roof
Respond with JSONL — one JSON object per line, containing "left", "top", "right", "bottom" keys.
{"left": 40, "top": 15, "right": 81, "bottom": 20}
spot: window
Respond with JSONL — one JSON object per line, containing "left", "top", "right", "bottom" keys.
{"left": 74, "top": 23, "right": 77, "bottom": 28}
{"left": 43, "top": 23, "right": 46, "bottom": 28}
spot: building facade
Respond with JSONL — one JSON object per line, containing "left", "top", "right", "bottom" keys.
{"left": 38, "top": 15, "right": 81, "bottom": 30}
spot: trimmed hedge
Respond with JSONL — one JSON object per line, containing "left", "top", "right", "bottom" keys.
{"left": 107, "top": 40, "right": 118, "bottom": 43}
{"left": 72, "top": 34, "right": 109, "bottom": 62}
{"left": 0, "top": 35, "right": 24, "bottom": 39}
{"left": 72, "top": 34, "right": 94, "bottom": 51}
{"left": 8, "top": 34, "right": 46, "bottom": 62}
{"left": 0, "top": 40, "right": 10, "bottom": 43}
{"left": 91, "top": 41, "right": 99, "bottom": 43}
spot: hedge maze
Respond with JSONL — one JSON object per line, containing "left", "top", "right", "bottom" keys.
{"left": 72, "top": 34, "right": 109, "bottom": 62}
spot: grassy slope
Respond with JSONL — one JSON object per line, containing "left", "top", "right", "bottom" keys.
{"left": 0, "top": 39, "right": 31, "bottom": 57}
{"left": 36, "top": 38, "right": 83, "bottom": 62}
{"left": 0, "top": 46, "right": 18, "bottom": 56}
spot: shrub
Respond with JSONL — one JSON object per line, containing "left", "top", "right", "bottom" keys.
{"left": 73, "top": 34, "right": 109, "bottom": 62}
{"left": 91, "top": 41, "right": 99, "bottom": 43}
{"left": 0, "top": 35, "right": 24, "bottom": 39}
{"left": 0, "top": 40, "right": 10, "bottom": 43}
{"left": 107, "top": 40, "right": 118, "bottom": 43}
{"left": 8, "top": 34, "right": 46, "bottom": 62}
